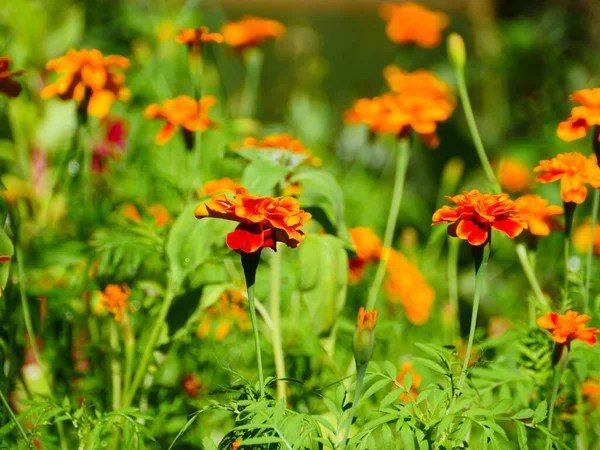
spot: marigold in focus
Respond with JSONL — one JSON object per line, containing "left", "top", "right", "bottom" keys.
{"left": 534, "top": 153, "right": 600, "bottom": 204}
{"left": 0, "top": 56, "right": 26, "bottom": 98}
{"left": 195, "top": 187, "right": 311, "bottom": 253}
{"left": 201, "top": 177, "right": 241, "bottom": 196}
{"left": 583, "top": 378, "right": 600, "bottom": 409}
{"left": 514, "top": 195, "right": 563, "bottom": 237}
{"left": 379, "top": 2, "right": 449, "bottom": 48}
{"left": 96, "top": 284, "right": 131, "bottom": 321}
{"left": 144, "top": 95, "right": 217, "bottom": 145}
{"left": 573, "top": 220, "right": 600, "bottom": 256}
{"left": 175, "top": 27, "right": 224, "bottom": 55}
{"left": 41, "top": 49, "right": 130, "bottom": 118}
{"left": 537, "top": 310, "right": 600, "bottom": 346}
{"left": 497, "top": 158, "right": 533, "bottom": 193}
{"left": 348, "top": 227, "right": 382, "bottom": 284}
{"left": 221, "top": 16, "right": 285, "bottom": 50}
{"left": 238, "top": 134, "right": 321, "bottom": 166}
{"left": 432, "top": 190, "right": 527, "bottom": 246}
{"left": 557, "top": 89, "right": 600, "bottom": 142}
{"left": 197, "top": 289, "right": 250, "bottom": 341}
{"left": 395, "top": 362, "right": 421, "bottom": 402}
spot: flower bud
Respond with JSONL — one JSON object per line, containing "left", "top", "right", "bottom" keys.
{"left": 353, "top": 307, "right": 378, "bottom": 367}
{"left": 447, "top": 33, "right": 466, "bottom": 69}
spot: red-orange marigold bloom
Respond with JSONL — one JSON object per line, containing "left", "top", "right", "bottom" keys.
{"left": 175, "top": 27, "right": 224, "bottom": 54}
{"left": 41, "top": 49, "right": 130, "bottom": 118}
{"left": 96, "top": 284, "right": 131, "bottom": 321}
{"left": 537, "top": 310, "right": 600, "bottom": 345}
{"left": 201, "top": 177, "right": 241, "bottom": 196}
{"left": 534, "top": 153, "right": 600, "bottom": 204}
{"left": 0, "top": 57, "right": 26, "bottom": 98}
{"left": 573, "top": 220, "right": 600, "bottom": 256}
{"left": 497, "top": 158, "right": 533, "bottom": 193}
{"left": 557, "top": 89, "right": 600, "bottom": 142}
{"left": 514, "top": 195, "right": 563, "bottom": 237}
{"left": 583, "top": 378, "right": 600, "bottom": 409}
{"left": 195, "top": 187, "right": 311, "bottom": 253}
{"left": 221, "top": 16, "right": 285, "bottom": 50}
{"left": 356, "top": 306, "right": 378, "bottom": 331}
{"left": 379, "top": 2, "right": 449, "bottom": 48}
{"left": 239, "top": 134, "right": 322, "bottom": 166}
{"left": 395, "top": 362, "right": 422, "bottom": 402}
{"left": 348, "top": 227, "right": 382, "bottom": 284}
{"left": 144, "top": 95, "right": 217, "bottom": 145}
{"left": 432, "top": 190, "right": 527, "bottom": 246}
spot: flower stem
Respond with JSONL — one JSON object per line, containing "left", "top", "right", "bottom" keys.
{"left": 109, "top": 320, "right": 122, "bottom": 410}
{"left": 448, "top": 237, "right": 460, "bottom": 342}
{"left": 0, "top": 388, "right": 31, "bottom": 447}
{"left": 365, "top": 138, "right": 411, "bottom": 311}
{"left": 584, "top": 189, "right": 599, "bottom": 314}
{"left": 241, "top": 48, "right": 263, "bottom": 118}
{"left": 122, "top": 314, "right": 136, "bottom": 399}
{"left": 545, "top": 345, "right": 569, "bottom": 450}
{"left": 516, "top": 242, "right": 549, "bottom": 320}
{"left": 340, "top": 364, "right": 367, "bottom": 450}
{"left": 270, "top": 246, "right": 286, "bottom": 400}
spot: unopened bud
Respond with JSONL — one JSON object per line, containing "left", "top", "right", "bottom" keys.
{"left": 353, "top": 307, "right": 378, "bottom": 367}
{"left": 447, "top": 33, "right": 466, "bottom": 69}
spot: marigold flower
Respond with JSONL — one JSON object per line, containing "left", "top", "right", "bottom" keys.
{"left": 182, "top": 374, "right": 203, "bottom": 398}
{"left": 582, "top": 378, "right": 600, "bottom": 409}
{"left": 238, "top": 134, "right": 321, "bottom": 166}
{"left": 497, "top": 158, "right": 533, "bottom": 193}
{"left": 514, "top": 195, "right": 563, "bottom": 237}
{"left": 0, "top": 56, "right": 26, "bottom": 98}
{"left": 96, "top": 284, "right": 131, "bottom": 321}
{"left": 41, "top": 49, "right": 130, "bottom": 118}
{"left": 535, "top": 153, "right": 600, "bottom": 204}
{"left": 144, "top": 95, "right": 217, "bottom": 145}
{"left": 356, "top": 306, "right": 379, "bottom": 331}
{"left": 379, "top": 2, "right": 449, "bottom": 48}
{"left": 557, "top": 89, "right": 600, "bottom": 142}
{"left": 196, "top": 289, "right": 250, "bottom": 341}
{"left": 221, "top": 16, "right": 285, "bottom": 50}
{"left": 573, "top": 220, "right": 600, "bottom": 256}
{"left": 395, "top": 362, "right": 421, "bottom": 402}
{"left": 537, "top": 310, "right": 600, "bottom": 345}
{"left": 432, "top": 190, "right": 527, "bottom": 246}
{"left": 354, "top": 306, "right": 378, "bottom": 367}
{"left": 232, "top": 441, "right": 242, "bottom": 450}
{"left": 201, "top": 177, "right": 241, "bottom": 196}
{"left": 348, "top": 227, "right": 382, "bottom": 284}
{"left": 195, "top": 187, "right": 311, "bottom": 253}
{"left": 175, "top": 27, "right": 224, "bottom": 55}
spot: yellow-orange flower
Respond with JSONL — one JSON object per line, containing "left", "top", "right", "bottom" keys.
{"left": 379, "top": 2, "right": 449, "bottom": 48}
{"left": 196, "top": 289, "right": 250, "bottom": 341}
{"left": 497, "top": 158, "right": 533, "bottom": 193}
{"left": 144, "top": 95, "right": 217, "bottom": 145}
{"left": 557, "top": 89, "right": 600, "bottom": 142}
{"left": 195, "top": 187, "right": 311, "bottom": 253}
{"left": 535, "top": 153, "right": 600, "bottom": 204}
{"left": 41, "top": 49, "right": 130, "bottom": 118}
{"left": 201, "top": 177, "right": 241, "bottom": 196}
{"left": 175, "top": 27, "right": 224, "bottom": 54}
{"left": 537, "top": 310, "right": 600, "bottom": 345}
{"left": 384, "top": 249, "right": 435, "bottom": 325}
{"left": 96, "top": 284, "right": 131, "bottom": 321}
{"left": 514, "top": 195, "right": 563, "bottom": 237}
{"left": 573, "top": 220, "right": 600, "bottom": 255}
{"left": 238, "top": 134, "right": 322, "bottom": 166}
{"left": 395, "top": 362, "right": 421, "bottom": 402}
{"left": 583, "top": 378, "right": 600, "bottom": 409}
{"left": 122, "top": 203, "right": 171, "bottom": 227}
{"left": 221, "top": 16, "right": 285, "bottom": 50}
{"left": 0, "top": 57, "right": 25, "bottom": 98}
{"left": 432, "top": 190, "right": 527, "bottom": 246}
{"left": 348, "top": 227, "right": 382, "bottom": 284}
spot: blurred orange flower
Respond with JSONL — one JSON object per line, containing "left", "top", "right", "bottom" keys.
{"left": 534, "top": 153, "right": 600, "bottom": 204}
{"left": 144, "top": 95, "right": 217, "bottom": 145}
{"left": 432, "top": 190, "right": 527, "bottom": 246}
{"left": 348, "top": 227, "right": 382, "bottom": 284}
{"left": 96, "top": 284, "right": 131, "bottom": 321}
{"left": 0, "top": 56, "right": 25, "bottom": 98}
{"left": 487, "top": 316, "right": 512, "bottom": 338}
{"left": 497, "top": 158, "right": 533, "bottom": 192}
{"left": 196, "top": 289, "right": 250, "bottom": 341}
{"left": 123, "top": 203, "right": 171, "bottom": 227}
{"left": 557, "top": 89, "right": 600, "bottom": 142}
{"left": 537, "top": 310, "right": 600, "bottom": 345}
{"left": 238, "top": 134, "right": 322, "bottom": 166}
{"left": 201, "top": 178, "right": 241, "bottom": 196}
{"left": 395, "top": 362, "right": 421, "bottom": 402}
{"left": 182, "top": 374, "right": 203, "bottom": 397}
{"left": 222, "top": 16, "right": 285, "bottom": 50}
{"left": 583, "top": 378, "right": 600, "bottom": 409}
{"left": 379, "top": 2, "right": 449, "bottom": 48}
{"left": 573, "top": 220, "right": 600, "bottom": 255}
{"left": 384, "top": 249, "right": 435, "bottom": 325}
{"left": 175, "top": 27, "right": 223, "bottom": 55}
{"left": 514, "top": 195, "right": 563, "bottom": 236}
{"left": 41, "top": 49, "right": 130, "bottom": 118}
{"left": 195, "top": 187, "right": 311, "bottom": 253}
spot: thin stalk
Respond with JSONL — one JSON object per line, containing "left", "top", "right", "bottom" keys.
{"left": 574, "top": 378, "right": 589, "bottom": 450}
{"left": 563, "top": 237, "right": 570, "bottom": 309}
{"left": 545, "top": 347, "right": 568, "bottom": 450}
{"left": 563, "top": 202, "right": 575, "bottom": 310}
{"left": 584, "top": 189, "right": 599, "bottom": 313}
{"left": 366, "top": 138, "right": 411, "bottom": 311}
{"left": 447, "top": 237, "right": 460, "bottom": 342}
{"left": 109, "top": 320, "right": 122, "bottom": 410}
{"left": 122, "top": 314, "right": 136, "bottom": 397}
{"left": 190, "top": 54, "right": 204, "bottom": 198}
{"left": 270, "top": 247, "right": 286, "bottom": 400}
{"left": 248, "top": 282, "right": 265, "bottom": 397}
{"left": 240, "top": 48, "right": 263, "bottom": 118}
{"left": 340, "top": 364, "right": 367, "bottom": 450}
{"left": 0, "top": 388, "right": 31, "bottom": 447}
{"left": 516, "top": 242, "right": 549, "bottom": 316}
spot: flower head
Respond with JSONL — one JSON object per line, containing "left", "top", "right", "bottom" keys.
{"left": 221, "top": 16, "right": 285, "bottom": 50}
{"left": 201, "top": 177, "right": 241, "bottom": 197}
{"left": 238, "top": 134, "right": 321, "bottom": 166}
{"left": 195, "top": 187, "right": 311, "bottom": 253}
{"left": 356, "top": 306, "right": 379, "bottom": 331}
{"left": 395, "top": 362, "right": 422, "bottom": 402}
{"left": 514, "top": 195, "right": 563, "bottom": 236}
{"left": 573, "top": 220, "right": 600, "bottom": 256}
{"left": 497, "top": 158, "right": 533, "bottom": 193}
{"left": 354, "top": 307, "right": 378, "bottom": 367}
{"left": 0, "top": 56, "right": 26, "bottom": 98}
{"left": 348, "top": 227, "right": 382, "bottom": 284}
{"left": 96, "top": 284, "right": 131, "bottom": 321}
{"left": 41, "top": 49, "right": 130, "bottom": 118}
{"left": 379, "top": 2, "right": 449, "bottom": 48}
{"left": 432, "top": 190, "right": 527, "bottom": 246}
{"left": 557, "top": 89, "right": 600, "bottom": 142}
{"left": 537, "top": 310, "right": 600, "bottom": 345}
{"left": 534, "top": 153, "right": 600, "bottom": 204}
{"left": 144, "top": 95, "right": 217, "bottom": 145}
{"left": 175, "top": 27, "right": 223, "bottom": 55}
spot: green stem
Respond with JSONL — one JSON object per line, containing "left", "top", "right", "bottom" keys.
{"left": 109, "top": 321, "right": 122, "bottom": 410}
{"left": 516, "top": 243, "right": 549, "bottom": 318}
{"left": 545, "top": 346, "right": 569, "bottom": 450}
{"left": 270, "top": 246, "right": 286, "bottom": 400}
{"left": 190, "top": 55, "right": 204, "bottom": 198}
{"left": 365, "top": 138, "right": 411, "bottom": 311}
{"left": 122, "top": 315, "right": 135, "bottom": 397}
{"left": 0, "top": 388, "right": 31, "bottom": 447}
{"left": 340, "top": 364, "right": 367, "bottom": 450}
{"left": 248, "top": 282, "right": 265, "bottom": 397}
{"left": 241, "top": 48, "right": 263, "bottom": 118}
{"left": 563, "top": 237, "right": 570, "bottom": 310}
{"left": 584, "top": 189, "right": 599, "bottom": 314}
{"left": 124, "top": 275, "right": 176, "bottom": 407}
{"left": 448, "top": 237, "right": 460, "bottom": 343}
{"left": 574, "top": 378, "right": 589, "bottom": 450}
{"left": 453, "top": 65, "right": 501, "bottom": 194}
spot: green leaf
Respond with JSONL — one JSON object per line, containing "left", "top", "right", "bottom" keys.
{"left": 533, "top": 400, "right": 547, "bottom": 424}
{"left": 241, "top": 160, "right": 289, "bottom": 196}
{"left": 412, "top": 357, "right": 447, "bottom": 375}
{"left": 361, "top": 378, "right": 391, "bottom": 402}
{"left": 380, "top": 389, "right": 400, "bottom": 409}
{"left": 237, "top": 147, "right": 309, "bottom": 169}
{"left": 515, "top": 421, "right": 529, "bottom": 450}
{"left": 400, "top": 426, "right": 415, "bottom": 450}
{"left": 492, "top": 398, "right": 512, "bottom": 415}
{"left": 511, "top": 409, "right": 534, "bottom": 420}
{"left": 0, "top": 230, "right": 14, "bottom": 293}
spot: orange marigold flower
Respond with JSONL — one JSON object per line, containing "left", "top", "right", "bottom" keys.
{"left": 182, "top": 374, "right": 203, "bottom": 397}
{"left": 573, "top": 220, "right": 600, "bottom": 256}
{"left": 497, "top": 158, "right": 533, "bottom": 193}
{"left": 0, "top": 56, "right": 26, "bottom": 98}
{"left": 41, "top": 49, "right": 130, "bottom": 118}
{"left": 348, "top": 227, "right": 382, "bottom": 284}
{"left": 432, "top": 190, "right": 527, "bottom": 246}
{"left": 537, "top": 310, "right": 600, "bottom": 345}
{"left": 534, "top": 153, "right": 600, "bottom": 204}
{"left": 201, "top": 177, "right": 241, "bottom": 196}
{"left": 195, "top": 187, "right": 311, "bottom": 253}
{"left": 379, "top": 2, "right": 449, "bottom": 48}
{"left": 222, "top": 16, "right": 285, "bottom": 50}
{"left": 232, "top": 441, "right": 242, "bottom": 450}
{"left": 144, "top": 95, "right": 217, "bottom": 145}
{"left": 356, "top": 306, "right": 379, "bottom": 331}
{"left": 238, "top": 134, "right": 322, "bottom": 166}
{"left": 557, "top": 89, "right": 600, "bottom": 142}
{"left": 514, "top": 195, "right": 563, "bottom": 237}
{"left": 582, "top": 378, "right": 600, "bottom": 409}
{"left": 96, "top": 284, "right": 131, "bottom": 321}
{"left": 175, "top": 27, "right": 224, "bottom": 55}
{"left": 196, "top": 289, "right": 250, "bottom": 341}
{"left": 395, "top": 362, "right": 421, "bottom": 402}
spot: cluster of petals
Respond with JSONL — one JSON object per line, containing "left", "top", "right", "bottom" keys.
{"left": 384, "top": 249, "right": 435, "bottom": 325}
{"left": 201, "top": 177, "right": 241, "bottom": 196}
{"left": 239, "top": 134, "right": 322, "bottom": 166}
{"left": 497, "top": 158, "right": 533, "bottom": 193}
{"left": 221, "top": 16, "right": 285, "bottom": 49}
{"left": 195, "top": 187, "right": 311, "bottom": 253}
{"left": 379, "top": 2, "right": 449, "bottom": 48}
{"left": 395, "top": 362, "right": 421, "bottom": 402}
{"left": 432, "top": 190, "right": 527, "bottom": 246}
{"left": 348, "top": 227, "right": 382, "bottom": 284}
{"left": 534, "top": 152, "right": 600, "bottom": 204}
{"left": 144, "top": 95, "right": 217, "bottom": 144}
{"left": 96, "top": 284, "right": 131, "bottom": 321}
{"left": 573, "top": 220, "right": 600, "bottom": 256}
{"left": 0, "top": 56, "right": 25, "bottom": 98}
{"left": 537, "top": 310, "right": 600, "bottom": 345}
{"left": 557, "top": 89, "right": 600, "bottom": 142}
{"left": 356, "top": 306, "right": 379, "bottom": 331}
{"left": 197, "top": 289, "right": 250, "bottom": 341}
{"left": 175, "top": 26, "right": 223, "bottom": 54}
{"left": 514, "top": 194, "right": 563, "bottom": 237}
{"left": 41, "top": 49, "right": 130, "bottom": 118}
